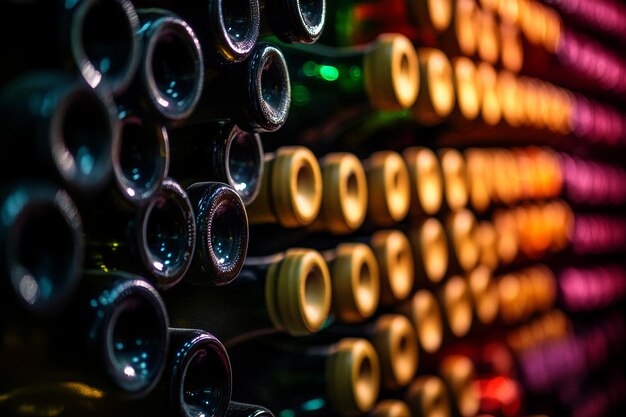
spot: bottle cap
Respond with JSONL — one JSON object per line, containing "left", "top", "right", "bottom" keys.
{"left": 371, "top": 230, "right": 415, "bottom": 304}
{"left": 326, "top": 338, "right": 381, "bottom": 416}
{"left": 439, "top": 148, "right": 468, "bottom": 211}
{"left": 411, "top": 218, "right": 449, "bottom": 283}
{"left": 404, "top": 375, "right": 452, "bottom": 417}
{"left": 447, "top": 208, "right": 479, "bottom": 272}
{"left": 439, "top": 355, "right": 480, "bottom": 417}
{"left": 407, "top": 289, "right": 443, "bottom": 354}
{"left": 500, "top": 22, "right": 523, "bottom": 73}
{"left": 414, "top": 48, "right": 455, "bottom": 125}
{"left": 476, "top": 8, "right": 500, "bottom": 65}
{"left": 452, "top": 56, "right": 480, "bottom": 121}
{"left": 364, "top": 33, "right": 420, "bottom": 111}
{"left": 496, "top": 70, "right": 523, "bottom": 128}
{"left": 403, "top": 147, "right": 443, "bottom": 216}
{"left": 317, "top": 153, "right": 368, "bottom": 234}
{"left": 247, "top": 146, "right": 322, "bottom": 227}
{"left": 211, "top": 0, "right": 260, "bottom": 63}
{"left": 370, "top": 400, "right": 412, "bottom": 417}
{"left": 372, "top": 314, "right": 419, "bottom": 389}
{"left": 365, "top": 151, "right": 411, "bottom": 226}
{"left": 467, "top": 265, "right": 499, "bottom": 325}
{"left": 330, "top": 243, "right": 381, "bottom": 323}
{"left": 409, "top": 0, "right": 453, "bottom": 32}
{"left": 265, "top": 248, "right": 331, "bottom": 335}
{"left": 464, "top": 148, "right": 493, "bottom": 213}
{"left": 476, "top": 220, "right": 499, "bottom": 271}
{"left": 439, "top": 275, "right": 473, "bottom": 338}
{"left": 454, "top": 0, "right": 478, "bottom": 57}
{"left": 477, "top": 62, "right": 502, "bottom": 126}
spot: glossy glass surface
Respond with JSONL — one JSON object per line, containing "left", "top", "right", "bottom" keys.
{"left": 228, "top": 126, "right": 262, "bottom": 204}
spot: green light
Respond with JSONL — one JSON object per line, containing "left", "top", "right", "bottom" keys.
{"left": 279, "top": 410, "right": 296, "bottom": 417}
{"left": 303, "top": 61, "right": 317, "bottom": 77}
{"left": 349, "top": 66, "right": 362, "bottom": 80}
{"left": 319, "top": 65, "right": 339, "bottom": 81}
{"left": 302, "top": 398, "right": 326, "bottom": 411}
{"left": 292, "top": 84, "right": 311, "bottom": 105}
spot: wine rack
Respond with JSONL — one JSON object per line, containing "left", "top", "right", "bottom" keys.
{"left": 1, "top": 1, "right": 625, "bottom": 417}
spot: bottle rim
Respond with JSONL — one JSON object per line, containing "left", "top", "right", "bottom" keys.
{"left": 410, "top": 290, "right": 444, "bottom": 354}
{"left": 224, "top": 125, "right": 264, "bottom": 206}
{"left": 440, "top": 275, "right": 473, "bottom": 338}
{"left": 404, "top": 375, "right": 452, "bottom": 417}
{"left": 142, "top": 14, "right": 204, "bottom": 121}
{"left": 365, "top": 151, "right": 411, "bottom": 226}
{"left": 370, "top": 230, "right": 415, "bottom": 304}
{"left": 0, "top": 182, "right": 83, "bottom": 315}
{"left": 403, "top": 147, "right": 444, "bottom": 216}
{"left": 326, "top": 338, "right": 381, "bottom": 415}
{"left": 447, "top": 208, "right": 479, "bottom": 272}
{"left": 468, "top": 265, "right": 499, "bottom": 325}
{"left": 212, "top": 0, "right": 260, "bottom": 63}
{"left": 369, "top": 399, "right": 412, "bottom": 417}
{"left": 70, "top": 0, "right": 141, "bottom": 96}
{"left": 137, "top": 178, "right": 196, "bottom": 289}
{"left": 413, "top": 217, "right": 449, "bottom": 283}
{"left": 452, "top": 56, "right": 480, "bottom": 122}
{"left": 439, "top": 148, "right": 469, "bottom": 211}
{"left": 319, "top": 152, "right": 368, "bottom": 234}
{"left": 372, "top": 314, "right": 419, "bottom": 390}
{"left": 112, "top": 110, "right": 170, "bottom": 208}
{"left": 439, "top": 355, "right": 480, "bottom": 417}
{"left": 415, "top": 47, "right": 455, "bottom": 125}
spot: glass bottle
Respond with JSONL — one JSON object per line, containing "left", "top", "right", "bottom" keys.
{"left": 445, "top": 208, "right": 480, "bottom": 274}
{"left": 320, "top": 0, "right": 453, "bottom": 47}
{"left": 404, "top": 375, "right": 452, "bottom": 417}
{"left": 168, "top": 120, "right": 264, "bottom": 206}
{"left": 310, "top": 314, "right": 419, "bottom": 391}
{"left": 0, "top": 0, "right": 142, "bottom": 96}
{"left": 227, "top": 401, "right": 275, "bottom": 417}
{"left": 125, "top": 7, "right": 205, "bottom": 123}
{"left": 402, "top": 146, "right": 444, "bottom": 216}
{"left": 396, "top": 289, "right": 444, "bottom": 355}
{"left": 438, "top": 275, "right": 474, "bottom": 340}
{"left": 185, "top": 42, "right": 292, "bottom": 133}
{"left": 408, "top": 217, "right": 449, "bottom": 284}
{"left": 0, "top": 180, "right": 84, "bottom": 316}
{"left": 263, "top": 33, "right": 419, "bottom": 150}
{"left": 260, "top": 0, "right": 327, "bottom": 44}
{"left": 229, "top": 337, "right": 381, "bottom": 417}
{"left": 84, "top": 177, "right": 196, "bottom": 290}
{"left": 184, "top": 181, "right": 249, "bottom": 286}
{"left": 438, "top": 354, "right": 480, "bottom": 417}
{"left": 247, "top": 146, "right": 323, "bottom": 228}
{"left": 163, "top": 248, "right": 332, "bottom": 346}
{"left": 131, "top": 0, "right": 261, "bottom": 64}
{"left": 0, "top": 270, "right": 170, "bottom": 399}
{"left": 0, "top": 71, "right": 118, "bottom": 195}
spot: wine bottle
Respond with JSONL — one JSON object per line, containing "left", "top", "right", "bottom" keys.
{"left": 396, "top": 289, "right": 444, "bottom": 355}
{"left": 438, "top": 275, "right": 474, "bottom": 340}
{"left": 445, "top": 208, "right": 480, "bottom": 274}
{"left": 0, "top": 180, "right": 84, "bottom": 316}
{"left": 168, "top": 120, "right": 264, "bottom": 206}
{"left": 320, "top": 0, "right": 453, "bottom": 47}
{"left": 131, "top": 0, "right": 261, "bottom": 64}
{"left": 475, "top": 7, "right": 501, "bottom": 66}
{"left": 466, "top": 265, "right": 500, "bottom": 327}
{"left": 260, "top": 0, "right": 326, "bottom": 44}
{"left": 370, "top": 229, "right": 415, "bottom": 306}
{"left": 309, "top": 314, "right": 419, "bottom": 391}
{"left": 164, "top": 248, "right": 332, "bottom": 346}
{"left": 0, "top": 270, "right": 170, "bottom": 398}
{"left": 475, "top": 220, "right": 499, "bottom": 272}
{"left": 369, "top": 400, "right": 412, "bottom": 417}
{"left": 264, "top": 33, "right": 419, "bottom": 150}
{"left": 0, "top": 71, "right": 118, "bottom": 194}
{"left": 84, "top": 177, "right": 196, "bottom": 291}
{"left": 110, "top": 102, "right": 170, "bottom": 209}
{"left": 402, "top": 146, "right": 444, "bottom": 216}
{"left": 185, "top": 42, "right": 292, "bottom": 133}
{"left": 404, "top": 375, "right": 452, "bottom": 417}
{"left": 412, "top": 47, "right": 456, "bottom": 126}
{"left": 227, "top": 401, "right": 275, "bottom": 417}
{"left": 438, "top": 354, "right": 480, "bottom": 417}
{"left": 126, "top": 7, "right": 204, "bottom": 122}
{"left": 450, "top": 56, "right": 481, "bottom": 124}
{"left": 464, "top": 147, "right": 494, "bottom": 214}
{"left": 247, "top": 146, "right": 323, "bottom": 228}
{"left": 408, "top": 217, "right": 449, "bottom": 285}
{"left": 229, "top": 337, "right": 381, "bottom": 417}
{"left": 0, "top": 0, "right": 142, "bottom": 96}
{"left": 184, "top": 181, "right": 249, "bottom": 286}
{"left": 323, "top": 243, "right": 381, "bottom": 324}
{"left": 438, "top": 148, "right": 469, "bottom": 212}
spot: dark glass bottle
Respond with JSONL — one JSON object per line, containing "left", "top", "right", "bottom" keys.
{"left": 260, "top": 0, "right": 326, "bottom": 44}
{"left": 168, "top": 120, "right": 264, "bottom": 206}
{"left": 437, "top": 275, "right": 474, "bottom": 341}
{"left": 445, "top": 208, "right": 480, "bottom": 275}
{"left": 438, "top": 354, "right": 480, "bottom": 417}
{"left": 227, "top": 401, "right": 275, "bottom": 417}
{"left": 321, "top": 0, "right": 452, "bottom": 47}
{"left": 263, "top": 33, "right": 419, "bottom": 150}
{"left": 396, "top": 289, "right": 444, "bottom": 355}
{"left": 408, "top": 217, "right": 449, "bottom": 285}
{"left": 247, "top": 146, "right": 323, "bottom": 228}
{"left": 109, "top": 102, "right": 170, "bottom": 209}
{"left": 84, "top": 177, "right": 196, "bottom": 290}
{"left": 0, "top": 71, "right": 118, "bottom": 195}
{"left": 404, "top": 375, "right": 452, "bottom": 417}
{"left": 402, "top": 146, "right": 444, "bottom": 217}
{"left": 229, "top": 337, "right": 381, "bottom": 417}
{"left": 164, "top": 248, "right": 332, "bottom": 346}
{"left": 0, "top": 180, "right": 83, "bottom": 316}
{"left": 185, "top": 42, "right": 292, "bottom": 133}
{"left": 0, "top": 0, "right": 142, "bottom": 96}
{"left": 308, "top": 314, "right": 419, "bottom": 391}
{"left": 132, "top": 0, "right": 261, "bottom": 64}
{"left": 184, "top": 182, "right": 249, "bottom": 286}
{"left": 0, "top": 270, "right": 169, "bottom": 399}
{"left": 126, "top": 7, "right": 205, "bottom": 123}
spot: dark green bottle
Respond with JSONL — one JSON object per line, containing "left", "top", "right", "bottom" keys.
{"left": 229, "top": 336, "right": 381, "bottom": 417}
{"left": 168, "top": 120, "right": 264, "bottom": 206}
{"left": 163, "top": 248, "right": 332, "bottom": 346}
{"left": 259, "top": 0, "right": 326, "bottom": 44}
